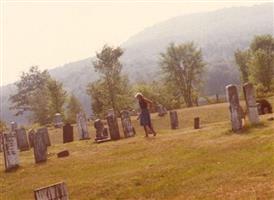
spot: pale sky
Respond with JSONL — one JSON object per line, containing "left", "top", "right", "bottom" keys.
{"left": 0, "top": 0, "right": 271, "bottom": 86}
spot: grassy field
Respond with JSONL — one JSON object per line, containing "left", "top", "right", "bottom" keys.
{"left": 1, "top": 100, "right": 274, "bottom": 200}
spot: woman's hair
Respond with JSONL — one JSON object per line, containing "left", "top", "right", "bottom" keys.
{"left": 135, "top": 92, "right": 143, "bottom": 99}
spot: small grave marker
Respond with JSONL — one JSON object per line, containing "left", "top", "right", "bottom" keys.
{"left": 16, "top": 128, "right": 30, "bottom": 151}
{"left": 194, "top": 117, "right": 200, "bottom": 129}
{"left": 63, "top": 123, "right": 74, "bottom": 143}
{"left": 169, "top": 111, "right": 179, "bottom": 129}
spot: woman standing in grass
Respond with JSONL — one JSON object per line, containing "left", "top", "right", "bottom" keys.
{"left": 135, "top": 93, "right": 157, "bottom": 137}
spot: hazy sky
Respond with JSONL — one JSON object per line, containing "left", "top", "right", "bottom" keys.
{"left": 0, "top": 0, "right": 271, "bottom": 86}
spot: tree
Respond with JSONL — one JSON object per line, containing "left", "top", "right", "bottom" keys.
{"left": 47, "top": 79, "right": 67, "bottom": 118}
{"left": 9, "top": 66, "right": 50, "bottom": 116}
{"left": 234, "top": 49, "right": 250, "bottom": 83}
{"left": 235, "top": 34, "right": 274, "bottom": 93}
{"left": 159, "top": 42, "right": 205, "bottom": 107}
{"left": 88, "top": 45, "right": 133, "bottom": 116}
{"left": 66, "top": 94, "right": 82, "bottom": 123}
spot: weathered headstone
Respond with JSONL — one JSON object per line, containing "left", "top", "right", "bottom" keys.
{"left": 63, "top": 123, "right": 74, "bottom": 143}
{"left": 37, "top": 127, "right": 51, "bottom": 146}
{"left": 226, "top": 84, "right": 243, "bottom": 132}
{"left": 33, "top": 130, "right": 48, "bottom": 163}
{"left": 194, "top": 117, "right": 200, "bottom": 129}
{"left": 53, "top": 113, "right": 63, "bottom": 128}
{"left": 120, "top": 110, "right": 135, "bottom": 138}
{"left": 243, "top": 83, "right": 260, "bottom": 124}
{"left": 34, "top": 182, "right": 69, "bottom": 200}
{"left": 169, "top": 111, "right": 179, "bottom": 129}
{"left": 16, "top": 128, "right": 30, "bottom": 151}
{"left": 28, "top": 129, "right": 35, "bottom": 148}
{"left": 2, "top": 132, "right": 19, "bottom": 171}
{"left": 106, "top": 114, "right": 120, "bottom": 140}
{"left": 10, "top": 122, "right": 18, "bottom": 131}
{"left": 76, "top": 112, "right": 90, "bottom": 140}
{"left": 57, "top": 150, "right": 69, "bottom": 158}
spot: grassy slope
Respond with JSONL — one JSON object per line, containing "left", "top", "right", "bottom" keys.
{"left": 1, "top": 101, "right": 274, "bottom": 200}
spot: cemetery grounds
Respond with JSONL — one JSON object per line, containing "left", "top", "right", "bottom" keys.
{"left": 1, "top": 98, "right": 274, "bottom": 200}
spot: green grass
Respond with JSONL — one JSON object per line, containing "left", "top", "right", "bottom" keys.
{"left": 1, "top": 101, "right": 274, "bottom": 199}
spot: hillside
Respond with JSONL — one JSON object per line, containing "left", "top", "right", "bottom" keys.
{"left": 1, "top": 101, "right": 274, "bottom": 199}
{"left": 1, "top": 3, "right": 273, "bottom": 124}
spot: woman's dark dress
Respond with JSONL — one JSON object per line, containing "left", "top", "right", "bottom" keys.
{"left": 139, "top": 99, "right": 151, "bottom": 126}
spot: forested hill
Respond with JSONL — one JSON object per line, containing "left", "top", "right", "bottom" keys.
{"left": 1, "top": 3, "right": 273, "bottom": 124}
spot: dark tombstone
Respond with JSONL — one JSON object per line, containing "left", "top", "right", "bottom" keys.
{"left": 10, "top": 122, "right": 18, "bottom": 131}
{"left": 243, "top": 83, "right": 259, "bottom": 124}
{"left": 57, "top": 150, "right": 69, "bottom": 158}
{"left": 16, "top": 128, "right": 30, "bottom": 151}
{"left": 106, "top": 113, "right": 120, "bottom": 140}
{"left": 37, "top": 127, "right": 51, "bottom": 146}
{"left": 28, "top": 129, "right": 35, "bottom": 148}
{"left": 63, "top": 123, "right": 74, "bottom": 143}
{"left": 169, "top": 111, "right": 179, "bottom": 129}
{"left": 33, "top": 130, "right": 47, "bottom": 163}
{"left": 103, "top": 127, "right": 108, "bottom": 137}
{"left": 194, "top": 117, "right": 200, "bottom": 129}
{"left": 2, "top": 131, "right": 19, "bottom": 171}
{"left": 76, "top": 112, "right": 90, "bottom": 140}
{"left": 120, "top": 110, "right": 135, "bottom": 138}
{"left": 256, "top": 99, "right": 273, "bottom": 115}
{"left": 34, "top": 182, "right": 69, "bottom": 200}
{"left": 53, "top": 113, "right": 63, "bottom": 128}
{"left": 226, "top": 84, "right": 242, "bottom": 132}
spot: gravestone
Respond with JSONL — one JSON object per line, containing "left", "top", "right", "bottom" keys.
{"left": 120, "top": 110, "right": 135, "bottom": 138}
{"left": 33, "top": 130, "right": 48, "bottom": 163}
{"left": 28, "top": 129, "right": 35, "bottom": 148}
{"left": 194, "top": 117, "right": 200, "bottom": 129}
{"left": 53, "top": 113, "right": 63, "bottom": 128}
{"left": 16, "top": 128, "right": 30, "bottom": 151}
{"left": 10, "top": 122, "right": 18, "bottom": 131}
{"left": 37, "top": 127, "right": 51, "bottom": 146}
{"left": 226, "top": 84, "right": 243, "bottom": 132}
{"left": 63, "top": 123, "right": 74, "bottom": 143}
{"left": 94, "top": 119, "right": 108, "bottom": 140}
{"left": 243, "top": 83, "right": 260, "bottom": 124}
{"left": 106, "top": 113, "right": 120, "bottom": 140}
{"left": 169, "top": 111, "right": 179, "bottom": 129}
{"left": 157, "top": 104, "right": 167, "bottom": 117}
{"left": 76, "top": 112, "right": 90, "bottom": 140}
{"left": 34, "top": 182, "right": 69, "bottom": 200}
{"left": 2, "top": 132, "right": 19, "bottom": 171}
{"left": 57, "top": 150, "right": 69, "bottom": 158}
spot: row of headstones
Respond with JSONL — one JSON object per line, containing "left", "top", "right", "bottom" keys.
{"left": 1, "top": 127, "right": 50, "bottom": 171}
{"left": 226, "top": 83, "right": 259, "bottom": 132}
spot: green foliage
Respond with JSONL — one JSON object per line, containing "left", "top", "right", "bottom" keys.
{"left": 133, "top": 81, "right": 182, "bottom": 110}
{"left": 87, "top": 45, "right": 133, "bottom": 116}
{"left": 66, "top": 94, "right": 82, "bottom": 123}
{"left": 47, "top": 79, "right": 67, "bottom": 118}
{"left": 9, "top": 66, "right": 67, "bottom": 125}
{"left": 159, "top": 42, "right": 205, "bottom": 107}
{"left": 234, "top": 49, "right": 250, "bottom": 83}
{"left": 235, "top": 34, "right": 274, "bottom": 94}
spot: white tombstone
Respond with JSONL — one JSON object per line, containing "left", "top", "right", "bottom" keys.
{"left": 226, "top": 84, "right": 243, "bottom": 132}
{"left": 34, "top": 182, "right": 69, "bottom": 200}
{"left": 3, "top": 131, "right": 19, "bottom": 171}
{"left": 243, "top": 83, "right": 259, "bottom": 124}
{"left": 76, "top": 112, "right": 89, "bottom": 140}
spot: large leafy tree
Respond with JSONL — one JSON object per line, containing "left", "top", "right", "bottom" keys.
{"left": 87, "top": 45, "right": 133, "bottom": 116}
{"left": 9, "top": 66, "right": 67, "bottom": 125}
{"left": 159, "top": 42, "right": 205, "bottom": 107}
{"left": 235, "top": 34, "right": 274, "bottom": 92}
